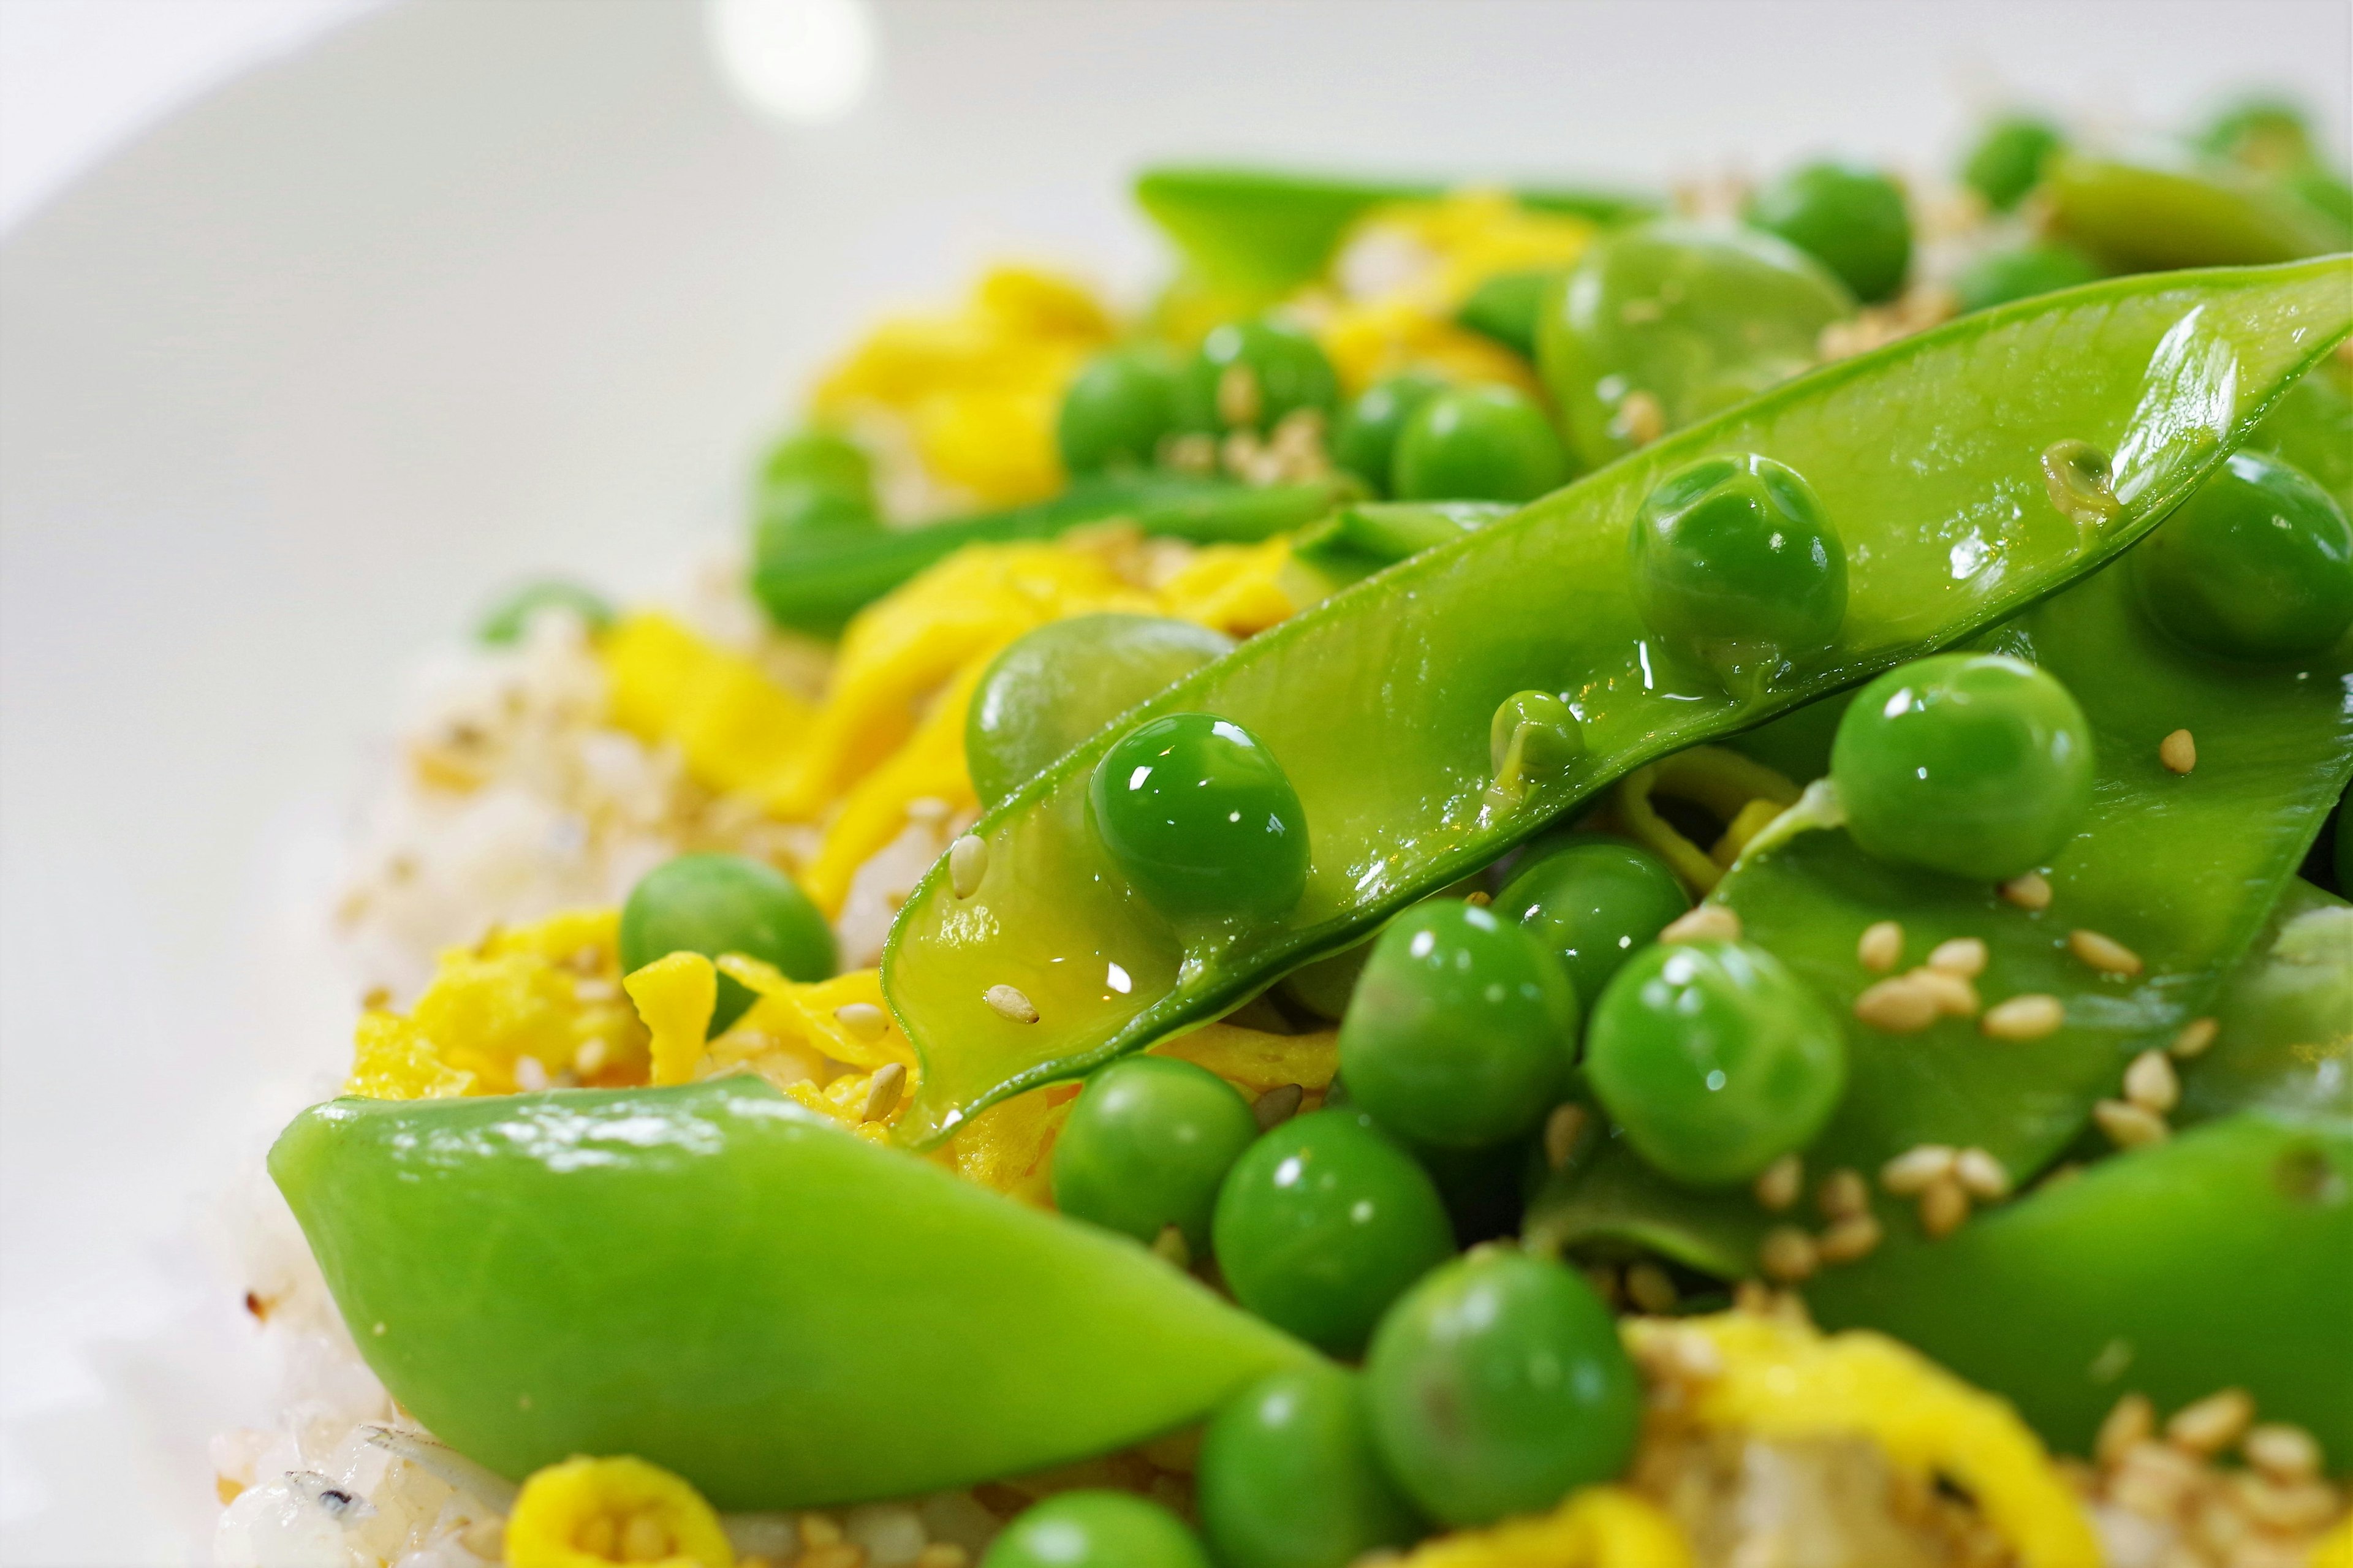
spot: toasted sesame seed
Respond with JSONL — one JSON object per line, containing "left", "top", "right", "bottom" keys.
{"left": 983, "top": 984, "right": 1038, "bottom": 1024}
{"left": 2159, "top": 729, "right": 2197, "bottom": 775}
{"left": 2167, "top": 1387, "right": 2255, "bottom": 1455}
{"left": 1908, "top": 966, "right": 1981, "bottom": 1018}
{"left": 2169, "top": 1017, "right": 2219, "bottom": 1059}
{"left": 2244, "top": 1422, "right": 2321, "bottom": 1482}
{"left": 834, "top": 1002, "right": 887, "bottom": 1039}
{"left": 513, "top": 1056, "right": 549, "bottom": 1092}
{"left": 573, "top": 1039, "right": 610, "bottom": 1075}
{"left": 1927, "top": 937, "right": 1988, "bottom": 978}
{"left": 2094, "top": 1098, "right": 2169, "bottom": 1148}
{"left": 1463, "top": 889, "right": 1491, "bottom": 907}
{"left": 1661, "top": 904, "right": 1741, "bottom": 944}
{"left": 1999, "top": 871, "right": 2053, "bottom": 911}
{"left": 1759, "top": 1226, "right": 1818, "bottom": 1282}
{"left": 1542, "top": 1102, "right": 1591, "bottom": 1169}
{"left": 361, "top": 985, "right": 392, "bottom": 1010}
{"left": 1858, "top": 920, "right": 1904, "bottom": 972}
{"left": 1854, "top": 976, "right": 1941, "bottom": 1032}
{"left": 1626, "top": 1261, "right": 1680, "bottom": 1312}
{"left": 862, "top": 1062, "right": 906, "bottom": 1121}
{"left": 1753, "top": 1153, "right": 1803, "bottom": 1211}
{"left": 1817, "top": 1167, "right": 1870, "bottom": 1221}
{"left": 2070, "top": 928, "right": 2144, "bottom": 976}
{"left": 1954, "top": 1147, "right": 2012, "bottom": 1200}
{"left": 2233, "top": 1472, "right": 2340, "bottom": 1532}
{"left": 1881, "top": 1144, "right": 1958, "bottom": 1196}
{"left": 1919, "top": 1175, "right": 1971, "bottom": 1238}
{"left": 800, "top": 1513, "right": 846, "bottom": 1548}
{"left": 1615, "top": 390, "right": 1667, "bottom": 445}
{"left": 1816, "top": 1213, "right": 1884, "bottom": 1263}
{"left": 949, "top": 835, "right": 988, "bottom": 899}
{"left": 2123, "top": 1050, "right": 2180, "bottom": 1114}
{"left": 2096, "top": 1393, "right": 2156, "bottom": 1468}
{"left": 1982, "top": 993, "right": 2065, "bottom": 1040}
{"left": 1252, "top": 1083, "right": 1304, "bottom": 1131}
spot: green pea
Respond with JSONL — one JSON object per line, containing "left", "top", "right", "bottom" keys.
{"left": 968, "top": 615, "right": 1236, "bottom": 809}
{"left": 1053, "top": 1056, "right": 1259, "bottom": 1254}
{"left": 1962, "top": 116, "right": 2064, "bottom": 211}
{"left": 1178, "top": 318, "right": 1339, "bottom": 435}
{"left": 1332, "top": 373, "right": 1447, "bottom": 495}
{"left": 1278, "top": 941, "right": 1372, "bottom": 1022}
{"left": 1212, "top": 1109, "right": 1455, "bottom": 1356}
{"left": 1631, "top": 452, "right": 1847, "bottom": 695}
{"left": 1953, "top": 242, "right": 2102, "bottom": 315}
{"left": 2196, "top": 96, "right": 2317, "bottom": 175}
{"left": 1391, "top": 384, "right": 1571, "bottom": 504}
{"left": 618, "top": 854, "right": 836, "bottom": 1036}
{"left": 1058, "top": 346, "right": 1183, "bottom": 474}
{"left": 756, "top": 477, "right": 881, "bottom": 545}
{"left": 1455, "top": 268, "right": 1563, "bottom": 360}
{"left": 982, "top": 1490, "right": 1209, "bottom": 1568}
{"left": 477, "top": 580, "right": 615, "bottom": 645}
{"left": 1338, "top": 901, "right": 1577, "bottom": 1150}
{"left": 1830, "top": 652, "right": 2096, "bottom": 881}
{"left": 1496, "top": 836, "right": 1690, "bottom": 1009}
{"left": 1746, "top": 161, "right": 1912, "bottom": 304}
{"left": 2129, "top": 450, "right": 2353, "bottom": 662}
{"left": 1363, "top": 1249, "right": 1640, "bottom": 1528}
{"left": 1197, "top": 1365, "right": 1425, "bottom": 1568}
{"left": 1090, "top": 713, "right": 1310, "bottom": 923}
{"left": 759, "top": 427, "right": 874, "bottom": 504}
{"left": 1583, "top": 937, "right": 1846, "bottom": 1186}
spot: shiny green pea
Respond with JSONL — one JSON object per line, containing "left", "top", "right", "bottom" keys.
{"left": 1962, "top": 116, "right": 2064, "bottom": 211}
{"left": 618, "top": 855, "right": 835, "bottom": 1036}
{"left": 1455, "top": 269, "right": 1563, "bottom": 360}
{"left": 1090, "top": 713, "right": 1309, "bottom": 923}
{"left": 2129, "top": 450, "right": 2353, "bottom": 662}
{"left": 1631, "top": 452, "right": 1847, "bottom": 695}
{"left": 968, "top": 615, "right": 1236, "bottom": 809}
{"left": 2197, "top": 96, "right": 2319, "bottom": 174}
{"left": 756, "top": 477, "right": 881, "bottom": 544}
{"left": 1332, "top": 373, "right": 1446, "bottom": 494}
{"left": 1392, "top": 384, "right": 1571, "bottom": 504}
{"left": 1212, "top": 1110, "right": 1455, "bottom": 1356}
{"left": 1830, "top": 652, "right": 2095, "bottom": 881}
{"left": 477, "top": 580, "right": 615, "bottom": 645}
{"left": 1746, "top": 161, "right": 1912, "bottom": 303}
{"left": 982, "top": 1490, "right": 1210, "bottom": 1568}
{"left": 1496, "top": 836, "right": 1690, "bottom": 1010}
{"left": 1953, "top": 242, "right": 2101, "bottom": 314}
{"left": 1583, "top": 937, "right": 1846, "bottom": 1186}
{"left": 1197, "top": 1364, "right": 1425, "bottom": 1568}
{"left": 1338, "top": 901, "right": 1577, "bottom": 1149}
{"left": 759, "top": 427, "right": 874, "bottom": 504}
{"left": 1363, "top": 1249, "right": 1640, "bottom": 1528}
{"left": 1053, "top": 1056, "right": 1259, "bottom": 1254}
{"left": 1178, "top": 318, "right": 1339, "bottom": 435}
{"left": 1058, "top": 346, "right": 1183, "bottom": 474}
{"left": 1488, "top": 690, "right": 1585, "bottom": 798}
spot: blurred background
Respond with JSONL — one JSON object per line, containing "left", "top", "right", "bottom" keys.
{"left": 1, "top": 1, "right": 2347, "bottom": 1562}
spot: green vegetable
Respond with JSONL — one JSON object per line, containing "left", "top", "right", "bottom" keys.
{"left": 2177, "top": 879, "right": 2353, "bottom": 1125}
{"left": 1089, "top": 713, "right": 1310, "bottom": 924}
{"left": 477, "top": 580, "right": 616, "bottom": 645}
{"left": 1177, "top": 318, "right": 1338, "bottom": 436}
{"left": 271, "top": 1082, "right": 1311, "bottom": 1507}
{"left": 1052, "top": 1055, "right": 1260, "bottom": 1253}
{"left": 1538, "top": 221, "right": 1852, "bottom": 472}
{"left": 2248, "top": 354, "right": 2353, "bottom": 504}
{"left": 982, "top": 1491, "right": 1210, "bottom": 1568}
{"left": 1058, "top": 346, "right": 1183, "bottom": 474}
{"left": 757, "top": 479, "right": 880, "bottom": 545}
{"left": 2129, "top": 449, "right": 2353, "bottom": 662}
{"left": 1337, "top": 900, "right": 1577, "bottom": 1149}
{"left": 1196, "top": 1365, "right": 1425, "bottom": 1568}
{"left": 884, "top": 259, "right": 2353, "bottom": 1149}
{"left": 760, "top": 427, "right": 874, "bottom": 505}
{"left": 1362, "top": 1250, "right": 1640, "bottom": 1528}
{"left": 1745, "top": 161, "right": 1913, "bottom": 303}
{"left": 1953, "top": 242, "right": 2102, "bottom": 314}
{"left": 1495, "top": 835, "right": 1690, "bottom": 1009}
{"left": 618, "top": 854, "right": 835, "bottom": 1036}
{"left": 2196, "top": 96, "right": 2322, "bottom": 175}
{"left": 1332, "top": 373, "right": 1447, "bottom": 494}
{"left": 1287, "top": 500, "right": 1507, "bottom": 589}
{"left": 1211, "top": 1109, "right": 1455, "bottom": 1356}
{"left": 1455, "top": 268, "right": 1564, "bottom": 360}
{"left": 1585, "top": 937, "right": 1847, "bottom": 1185}
{"left": 1392, "top": 384, "right": 1571, "bottom": 504}
{"left": 1831, "top": 653, "right": 2096, "bottom": 882}
{"left": 2047, "top": 152, "right": 2352, "bottom": 271}
{"left": 1629, "top": 452, "right": 1847, "bottom": 697}
{"left": 968, "top": 615, "right": 1236, "bottom": 810}
{"left": 1962, "top": 116, "right": 2065, "bottom": 211}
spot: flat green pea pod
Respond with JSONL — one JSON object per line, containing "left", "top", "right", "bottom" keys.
{"left": 270, "top": 1081, "right": 1311, "bottom": 1507}
{"left": 1287, "top": 501, "right": 1509, "bottom": 591}
{"left": 2046, "top": 151, "right": 2352, "bottom": 272}
{"left": 883, "top": 260, "right": 2353, "bottom": 1148}
{"left": 2176, "top": 879, "right": 2353, "bottom": 1124}
{"left": 1805, "top": 1112, "right": 2353, "bottom": 1460}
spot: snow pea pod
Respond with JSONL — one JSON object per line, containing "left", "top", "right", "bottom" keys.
{"left": 270, "top": 1081, "right": 1311, "bottom": 1508}
{"left": 2047, "top": 151, "right": 2352, "bottom": 272}
{"left": 884, "top": 260, "right": 2353, "bottom": 1148}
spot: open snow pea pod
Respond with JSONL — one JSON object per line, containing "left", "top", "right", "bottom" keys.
{"left": 2176, "top": 879, "right": 2353, "bottom": 1125}
{"left": 270, "top": 1081, "right": 1312, "bottom": 1508}
{"left": 2046, "top": 152, "right": 2352, "bottom": 273}
{"left": 883, "top": 260, "right": 2353, "bottom": 1148}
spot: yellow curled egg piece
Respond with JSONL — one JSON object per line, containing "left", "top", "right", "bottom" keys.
{"left": 506, "top": 1455, "right": 735, "bottom": 1568}
{"left": 1392, "top": 1485, "right": 1691, "bottom": 1567}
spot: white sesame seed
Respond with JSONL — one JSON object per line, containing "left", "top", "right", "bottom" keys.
{"left": 1462, "top": 889, "right": 1491, "bottom": 907}
{"left": 1857, "top": 920, "right": 1904, "bottom": 972}
{"left": 1954, "top": 1147, "right": 2012, "bottom": 1201}
{"left": 1758, "top": 1226, "right": 1817, "bottom": 1282}
{"left": 1661, "top": 904, "right": 1741, "bottom": 944}
{"left": 1626, "top": 1262, "right": 1680, "bottom": 1313}
{"left": 1881, "top": 1143, "right": 1958, "bottom": 1196}
{"left": 1252, "top": 1083, "right": 1304, "bottom": 1131}
{"left": 1817, "top": 1167, "right": 1870, "bottom": 1221}
{"left": 1919, "top": 1175, "right": 1971, "bottom": 1238}
{"left": 1927, "top": 937, "right": 1988, "bottom": 979}
{"left": 1854, "top": 976, "right": 1941, "bottom": 1032}
{"left": 1908, "top": 966, "right": 1981, "bottom": 1018}
{"left": 2123, "top": 1050, "right": 2180, "bottom": 1114}
{"left": 2167, "top": 1388, "right": 2255, "bottom": 1455}
{"left": 834, "top": 1002, "right": 887, "bottom": 1039}
{"left": 1151, "top": 1224, "right": 1192, "bottom": 1270}
{"left": 949, "top": 835, "right": 988, "bottom": 900}
{"left": 983, "top": 985, "right": 1038, "bottom": 1024}
{"left": 512, "top": 1056, "right": 549, "bottom": 1092}
{"left": 862, "top": 1062, "right": 906, "bottom": 1121}
{"left": 2233, "top": 1472, "right": 2341, "bottom": 1532}
{"left": 1614, "top": 390, "right": 1666, "bottom": 446}
{"left": 2070, "top": 928, "right": 2144, "bottom": 976}
{"left": 1982, "top": 993, "right": 2066, "bottom": 1040}
{"left": 2094, "top": 1098, "right": 2170, "bottom": 1148}
{"left": 2243, "top": 1423, "right": 2322, "bottom": 1482}
{"left": 2159, "top": 729, "right": 2197, "bottom": 775}
{"left": 1816, "top": 1213, "right": 1884, "bottom": 1263}
{"left": 2169, "top": 1017, "right": 2219, "bottom": 1059}
{"left": 1542, "top": 1102, "right": 1591, "bottom": 1170}
{"left": 2000, "top": 871, "right": 2054, "bottom": 911}
{"left": 2096, "top": 1393, "right": 2156, "bottom": 1468}
{"left": 1752, "top": 1153, "right": 1803, "bottom": 1211}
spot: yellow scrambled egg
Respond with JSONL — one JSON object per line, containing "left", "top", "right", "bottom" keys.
{"left": 505, "top": 1455, "right": 733, "bottom": 1568}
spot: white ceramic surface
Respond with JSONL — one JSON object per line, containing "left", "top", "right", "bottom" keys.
{"left": 2, "top": 1, "right": 2346, "bottom": 1561}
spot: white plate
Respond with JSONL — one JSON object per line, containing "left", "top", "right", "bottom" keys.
{"left": 2, "top": 1, "right": 2344, "bottom": 1560}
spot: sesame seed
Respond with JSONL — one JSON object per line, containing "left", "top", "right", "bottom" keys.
{"left": 1614, "top": 390, "right": 1666, "bottom": 446}
{"left": 2234, "top": 1472, "right": 2341, "bottom": 1532}
{"left": 2069, "top": 928, "right": 2144, "bottom": 976}
{"left": 2096, "top": 1393, "right": 2156, "bottom": 1467}
{"left": 904, "top": 795, "right": 952, "bottom": 824}
{"left": 512, "top": 1056, "right": 549, "bottom": 1092}
{"left": 1999, "top": 871, "right": 2053, "bottom": 911}
{"left": 1252, "top": 1083, "right": 1304, "bottom": 1131}
{"left": 1752, "top": 1153, "right": 1803, "bottom": 1211}
{"left": 573, "top": 1039, "right": 610, "bottom": 1075}
{"left": 1542, "top": 1102, "right": 1591, "bottom": 1170}
{"left": 1854, "top": 976, "right": 1941, "bottom": 1032}
{"left": 949, "top": 835, "right": 988, "bottom": 899}
{"left": 1908, "top": 966, "right": 1981, "bottom": 1018}
{"left": 1661, "top": 904, "right": 1741, "bottom": 944}
{"left": 1817, "top": 1167, "right": 1870, "bottom": 1221}
{"left": 1954, "top": 1147, "right": 2012, "bottom": 1200}
{"left": 2159, "top": 729, "right": 2197, "bottom": 775}
{"left": 1216, "top": 363, "right": 1264, "bottom": 429}
{"left": 1927, "top": 937, "right": 1988, "bottom": 978}
{"left": 983, "top": 985, "right": 1038, "bottom": 1024}
{"left": 1462, "top": 889, "right": 1491, "bottom": 907}
{"left": 1982, "top": 993, "right": 2065, "bottom": 1040}
{"left": 1816, "top": 1213, "right": 1884, "bottom": 1263}
{"left": 2094, "top": 1098, "right": 2170, "bottom": 1149}
{"left": 917, "top": 1546, "right": 972, "bottom": 1568}
{"left": 1857, "top": 920, "right": 1904, "bottom": 972}
{"left": 800, "top": 1513, "right": 846, "bottom": 1548}
{"left": 862, "top": 1062, "right": 906, "bottom": 1121}
{"left": 2244, "top": 1423, "right": 2321, "bottom": 1482}
{"left": 2167, "top": 1387, "right": 2255, "bottom": 1455}
{"left": 1151, "top": 1224, "right": 1192, "bottom": 1270}
{"left": 834, "top": 1002, "right": 887, "bottom": 1039}
{"left": 1758, "top": 1226, "right": 1818, "bottom": 1282}
{"left": 1881, "top": 1143, "right": 1958, "bottom": 1196}
{"left": 2123, "top": 1050, "right": 2180, "bottom": 1114}
{"left": 1626, "top": 1261, "right": 1679, "bottom": 1313}
{"left": 1919, "top": 1175, "right": 1971, "bottom": 1238}
{"left": 2169, "top": 1017, "right": 2219, "bottom": 1059}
